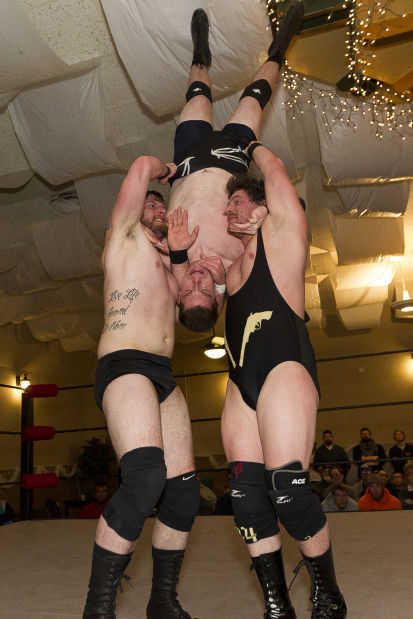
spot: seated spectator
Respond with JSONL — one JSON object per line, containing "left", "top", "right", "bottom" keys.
{"left": 389, "top": 430, "right": 413, "bottom": 474}
{"left": 352, "top": 463, "right": 373, "bottom": 498}
{"left": 79, "top": 481, "right": 108, "bottom": 519}
{"left": 322, "top": 484, "right": 358, "bottom": 513}
{"left": 352, "top": 427, "right": 386, "bottom": 478}
{"left": 399, "top": 463, "right": 413, "bottom": 510}
{"left": 358, "top": 474, "right": 402, "bottom": 511}
{"left": 388, "top": 472, "right": 405, "bottom": 499}
{"left": 377, "top": 469, "right": 391, "bottom": 490}
{"left": 310, "top": 442, "right": 330, "bottom": 500}
{"left": 323, "top": 466, "right": 357, "bottom": 501}
{"left": 313, "top": 430, "right": 351, "bottom": 479}
{"left": 0, "top": 492, "right": 14, "bottom": 525}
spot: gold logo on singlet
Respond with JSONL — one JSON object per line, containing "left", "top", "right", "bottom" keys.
{"left": 226, "top": 311, "right": 273, "bottom": 368}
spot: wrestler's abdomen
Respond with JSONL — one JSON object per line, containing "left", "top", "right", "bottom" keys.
{"left": 98, "top": 241, "right": 176, "bottom": 359}
{"left": 169, "top": 168, "right": 243, "bottom": 269}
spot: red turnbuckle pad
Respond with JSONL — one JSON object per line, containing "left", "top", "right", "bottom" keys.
{"left": 21, "top": 472, "right": 59, "bottom": 489}
{"left": 23, "top": 384, "right": 59, "bottom": 398}
{"left": 22, "top": 426, "right": 56, "bottom": 442}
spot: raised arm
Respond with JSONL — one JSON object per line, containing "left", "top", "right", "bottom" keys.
{"left": 247, "top": 142, "right": 307, "bottom": 237}
{"left": 110, "top": 156, "right": 175, "bottom": 232}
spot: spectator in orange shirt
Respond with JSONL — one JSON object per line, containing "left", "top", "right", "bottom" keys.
{"left": 79, "top": 482, "right": 109, "bottom": 519}
{"left": 358, "top": 474, "right": 402, "bottom": 511}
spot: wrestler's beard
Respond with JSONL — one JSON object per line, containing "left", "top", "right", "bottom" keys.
{"left": 148, "top": 221, "right": 168, "bottom": 240}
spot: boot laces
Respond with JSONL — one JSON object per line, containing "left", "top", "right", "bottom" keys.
{"left": 117, "top": 572, "right": 132, "bottom": 594}
{"left": 250, "top": 560, "right": 289, "bottom": 618}
{"left": 290, "top": 559, "right": 339, "bottom": 617}
{"left": 265, "top": 598, "right": 290, "bottom": 618}
{"left": 99, "top": 572, "right": 131, "bottom": 611}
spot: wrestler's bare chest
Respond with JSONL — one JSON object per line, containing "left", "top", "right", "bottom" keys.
{"left": 169, "top": 169, "right": 243, "bottom": 268}
{"left": 98, "top": 237, "right": 176, "bottom": 358}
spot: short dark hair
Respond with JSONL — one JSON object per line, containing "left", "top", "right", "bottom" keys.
{"left": 332, "top": 483, "right": 348, "bottom": 495}
{"left": 360, "top": 427, "right": 371, "bottom": 434}
{"left": 94, "top": 480, "right": 107, "bottom": 489}
{"left": 178, "top": 302, "right": 219, "bottom": 332}
{"left": 393, "top": 429, "right": 405, "bottom": 440}
{"left": 323, "top": 429, "right": 333, "bottom": 437}
{"left": 145, "top": 190, "right": 165, "bottom": 204}
{"left": 226, "top": 173, "right": 265, "bottom": 204}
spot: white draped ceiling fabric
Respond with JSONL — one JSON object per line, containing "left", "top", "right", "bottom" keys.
{"left": 0, "top": 0, "right": 411, "bottom": 350}
{"left": 101, "top": 0, "right": 270, "bottom": 117}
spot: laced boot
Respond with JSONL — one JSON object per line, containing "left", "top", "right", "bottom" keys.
{"left": 267, "top": 1, "right": 304, "bottom": 66}
{"left": 294, "top": 546, "right": 347, "bottom": 618}
{"left": 83, "top": 543, "right": 132, "bottom": 618}
{"left": 146, "top": 547, "right": 192, "bottom": 618}
{"left": 191, "top": 8, "right": 211, "bottom": 68}
{"left": 251, "top": 550, "right": 297, "bottom": 619}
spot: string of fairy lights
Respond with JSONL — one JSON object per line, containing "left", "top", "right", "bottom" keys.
{"left": 266, "top": 0, "right": 413, "bottom": 138}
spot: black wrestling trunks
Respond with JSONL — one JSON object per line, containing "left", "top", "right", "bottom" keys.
{"left": 225, "top": 228, "right": 320, "bottom": 410}
{"left": 170, "top": 121, "right": 256, "bottom": 184}
{"left": 95, "top": 349, "right": 177, "bottom": 410}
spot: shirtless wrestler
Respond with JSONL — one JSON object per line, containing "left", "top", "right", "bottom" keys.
{"left": 221, "top": 145, "right": 347, "bottom": 618}
{"left": 83, "top": 157, "right": 199, "bottom": 619}
{"left": 167, "top": 2, "right": 305, "bottom": 331}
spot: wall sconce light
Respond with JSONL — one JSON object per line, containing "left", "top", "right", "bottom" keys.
{"left": 392, "top": 289, "right": 413, "bottom": 313}
{"left": 16, "top": 371, "right": 31, "bottom": 390}
{"left": 391, "top": 261, "right": 413, "bottom": 315}
{"left": 204, "top": 335, "right": 226, "bottom": 359}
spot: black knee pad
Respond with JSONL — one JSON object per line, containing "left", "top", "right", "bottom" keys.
{"left": 239, "top": 79, "right": 272, "bottom": 110}
{"left": 265, "top": 460, "right": 326, "bottom": 542}
{"left": 229, "top": 461, "right": 279, "bottom": 544}
{"left": 156, "top": 471, "right": 200, "bottom": 532}
{"left": 186, "top": 80, "right": 212, "bottom": 103}
{"left": 103, "top": 446, "right": 166, "bottom": 542}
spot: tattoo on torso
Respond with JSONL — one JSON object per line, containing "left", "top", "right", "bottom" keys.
{"left": 102, "top": 288, "right": 140, "bottom": 333}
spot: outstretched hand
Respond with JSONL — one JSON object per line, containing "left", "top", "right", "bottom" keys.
{"left": 168, "top": 207, "right": 199, "bottom": 251}
{"left": 158, "top": 163, "right": 177, "bottom": 185}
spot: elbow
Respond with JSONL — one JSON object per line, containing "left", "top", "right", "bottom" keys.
{"left": 127, "top": 156, "right": 154, "bottom": 185}
{"left": 130, "top": 156, "right": 153, "bottom": 175}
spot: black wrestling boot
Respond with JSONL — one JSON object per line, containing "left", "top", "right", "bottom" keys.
{"left": 267, "top": 0, "right": 304, "bottom": 66}
{"left": 251, "top": 550, "right": 297, "bottom": 619}
{"left": 146, "top": 547, "right": 192, "bottom": 619}
{"left": 83, "top": 543, "right": 132, "bottom": 618}
{"left": 295, "top": 547, "right": 347, "bottom": 618}
{"left": 191, "top": 8, "right": 211, "bottom": 68}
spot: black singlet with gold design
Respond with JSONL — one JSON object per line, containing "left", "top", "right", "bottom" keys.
{"left": 225, "top": 227, "right": 320, "bottom": 410}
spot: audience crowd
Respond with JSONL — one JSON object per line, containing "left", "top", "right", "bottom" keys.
{"left": 1, "top": 428, "right": 412, "bottom": 520}
{"left": 311, "top": 428, "right": 413, "bottom": 512}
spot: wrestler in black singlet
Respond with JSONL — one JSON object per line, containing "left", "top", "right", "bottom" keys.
{"left": 225, "top": 228, "right": 320, "bottom": 410}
